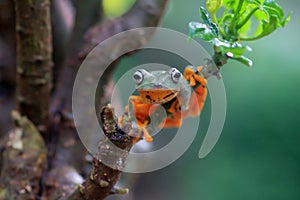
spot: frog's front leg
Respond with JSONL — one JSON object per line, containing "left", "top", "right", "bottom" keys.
{"left": 128, "top": 96, "right": 155, "bottom": 143}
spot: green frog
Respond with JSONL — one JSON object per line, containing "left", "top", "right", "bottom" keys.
{"left": 120, "top": 66, "right": 207, "bottom": 143}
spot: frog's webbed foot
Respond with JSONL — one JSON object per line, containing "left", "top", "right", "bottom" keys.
{"left": 130, "top": 120, "right": 153, "bottom": 144}
{"left": 139, "top": 120, "right": 153, "bottom": 143}
{"left": 118, "top": 105, "right": 129, "bottom": 127}
{"left": 184, "top": 66, "right": 205, "bottom": 87}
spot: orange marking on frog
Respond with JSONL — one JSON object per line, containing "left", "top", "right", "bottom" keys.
{"left": 138, "top": 89, "right": 179, "bottom": 104}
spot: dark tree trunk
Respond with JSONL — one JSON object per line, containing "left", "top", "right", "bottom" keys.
{"left": 14, "top": 0, "right": 53, "bottom": 134}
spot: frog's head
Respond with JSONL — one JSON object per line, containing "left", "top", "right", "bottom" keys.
{"left": 133, "top": 68, "right": 183, "bottom": 104}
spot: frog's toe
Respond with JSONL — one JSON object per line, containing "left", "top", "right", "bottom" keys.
{"left": 133, "top": 136, "right": 141, "bottom": 144}
{"left": 129, "top": 128, "right": 142, "bottom": 144}
{"left": 118, "top": 116, "right": 123, "bottom": 126}
{"left": 143, "top": 129, "right": 153, "bottom": 142}
{"left": 136, "top": 120, "right": 153, "bottom": 143}
{"left": 131, "top": 127, "right": 153, "bottom": 143}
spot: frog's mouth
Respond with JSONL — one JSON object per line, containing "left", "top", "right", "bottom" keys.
{"left": 138, "top": 89, "right": 179, "bottom": 104}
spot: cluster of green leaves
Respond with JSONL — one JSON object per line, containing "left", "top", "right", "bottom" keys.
{"left": 189, "top": 0, "right": 290, "bottom": 67}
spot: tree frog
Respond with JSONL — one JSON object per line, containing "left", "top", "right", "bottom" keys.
{"left": 121, "top": 66, "right": 207, "bottom": 143}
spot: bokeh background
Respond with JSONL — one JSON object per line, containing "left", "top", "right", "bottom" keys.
{"left": 104, "top": 0, "right": 300, "bottom": 199}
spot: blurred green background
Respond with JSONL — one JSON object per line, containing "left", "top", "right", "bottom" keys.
{"left": 105, "top": 0, "right": 300, "bottom": 199}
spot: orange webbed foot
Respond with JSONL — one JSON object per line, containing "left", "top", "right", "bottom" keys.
{"left": 184, "top": 66, "right": 206, "bottom": 87}
{"left": 138, "top": 120, "right": 153, "bottom": 143}
{"left": 130, "top": 120, "right": 153, "bottom": 144}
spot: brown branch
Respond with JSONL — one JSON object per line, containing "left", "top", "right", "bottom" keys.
{"left": 14, "top": 0, "right": 53, "bottom": 133}
{"left": 51, "top": 0, "right": 75, "bottom": 84}
{"left": 68, "top": 0, "right": 102, "bottom": 57}
{"left": 66, "top": 106, "right": 133, "bottom": 200}
{"left": 51, "top": 0, "right": 102, "bottom": 92}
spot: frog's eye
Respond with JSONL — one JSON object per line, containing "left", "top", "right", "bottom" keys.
{"left": 171, "top": 68, "right": 182, "bottom": 83}
{"left": 133, "top": 70, "right": 144, "bottom": 85}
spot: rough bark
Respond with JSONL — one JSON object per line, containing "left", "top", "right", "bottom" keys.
{"left": 14, "top": 0, "right": 53, "bottom": 133}
{"left": 66, "top": 106, "right": 133, "bottom": 200}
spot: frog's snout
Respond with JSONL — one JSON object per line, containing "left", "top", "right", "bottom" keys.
{"left": 153, "top": 84, "right": 163, "bottom": 89}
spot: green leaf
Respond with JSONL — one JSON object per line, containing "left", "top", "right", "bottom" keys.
{"left": 223, "top": 0, "right": 238, "bottom": 10}
{"left": 263, "top": 0, "right": 284, "bottom": 20}
{"left": 189, "top": 22, "right": 216, "bottom": 42}
{"left": 263, "top": 0, "right": 291, "bottom": 27}
{"left": 188, "top": 0, "right": 290, "bottom": 68}
{"left": 260, "top": 15, "right": 277, "bottom": 36}
{"left": 247, "top": 13, "right": 288, "bottom": 41}
{"left": 283, "top": 12, "right": 291, "bottom": 27}
{"left": 238, "top": 17, "right": 251, "bottom": 36}
{"left": 199, "top": 7, "right": 220, "bottom": 37}
{"left": 220, "top": 13, "right": 234, "bottom": 25}
{"left": 253, "top": 0, "right": 290, "bottom": 27}
{"left": 246, "top": 0, "right": 262, "bottom": 6}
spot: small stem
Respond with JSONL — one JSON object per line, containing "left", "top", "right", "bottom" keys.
{"left": 237, "top": 6, "right": 259, "bottom": 29}
{"left": 219, "top": 26, "right": 226, "bottom": 38}
{"left": 212, "top": 14, "right": 224, "bottom": 37}
{"left": 239, "top": 34, "right": 265, "bottom": 41}
{"left": 211, "top": 12, "right": 218, "bottom": 23}
{"left": 211, "top": 12, "right": 226, "bottom": 38}
{"left": 229, "top": 0, "right": 245, "bottom": 34}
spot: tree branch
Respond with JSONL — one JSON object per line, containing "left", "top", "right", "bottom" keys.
{"left": 66, "top": 106, "right": 133, "bottom": 200}
{"left": 68, "top": 0, "right": 102, "bottom": 58}
{"left": 14, "top": 0, "right": 53, "bottom": 133}
{"left": 51, "top": 0, "right": 74, "bottom": 84}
